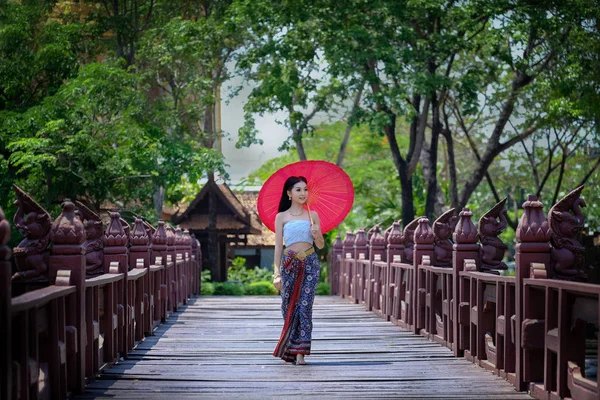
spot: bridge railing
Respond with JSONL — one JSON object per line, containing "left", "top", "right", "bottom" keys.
{"left": 331, "top": 187, "right": 597, "bottom": 400}
{"left": 1, "top": 187, "right": 202, "bottom": 400}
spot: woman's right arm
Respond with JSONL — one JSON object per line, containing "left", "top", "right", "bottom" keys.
{"left": 273, "top": 213, "right": 284, "bottom": 275}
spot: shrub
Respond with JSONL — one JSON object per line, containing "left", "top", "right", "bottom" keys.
{"left": 227, "top": 257, "right": 272, "bottom": 284}
{"left": 212, "top": 282, "right": 244, "bottom": 296}
{"left": 201, "top": 282, "right": 215, "bottom": 295}
{"left": 201, "top": 269, "right": 211, "bottom": 283}
{"left": 316, "top": 282, "right": 330, "bottom": 295}
{"left": 244, "top": 281, "right": 279, "bottom": 295}
{"left": 319, "top": 262, "right": 328, "bottom": 283}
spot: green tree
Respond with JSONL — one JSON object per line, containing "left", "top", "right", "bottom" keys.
{"left": 0, "top": 0, "right": 240, "bottom": 241}
{"left": 244, "top": 121, "right": 416, "bottom": 233}
{"left": 237, "top": 0, "right": 600, "bottom": 227}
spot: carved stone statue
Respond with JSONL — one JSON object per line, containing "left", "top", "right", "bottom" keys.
{"left": 12, "top": 185, "right": 52, "bottom": 282}
{"left": 75, "top": 201, "right": 104, "bottom": 277}
{"left": 548, "top": 185, "right": 587, "bottom": 281}
{"left": 433, "top": 208, "right": 457, "bottom": 268}
{"left": 479, "top": 198, "right": 508, "bottom": 273}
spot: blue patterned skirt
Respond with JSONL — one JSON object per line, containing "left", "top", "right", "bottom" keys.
{"left": 273, "top": 247, "right": 320, "bottom": 362}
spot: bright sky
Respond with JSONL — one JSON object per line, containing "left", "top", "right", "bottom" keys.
{"left": 220, "top": 74, "right": 289, "bottom": 184}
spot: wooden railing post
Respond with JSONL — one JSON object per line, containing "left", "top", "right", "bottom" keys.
{"left": 183, "top": 229, "right": 193, "bottom": 297}
{"left": 0, "top": 208, "right": 11, "bottom": 400}
{"left": 151, "top": 221, "right": 169, "bottom": 321}
{"left": 129, "top": 218, "right": 150, "bottom": 275}
{"left": 413, "top": 217, "right": 434, "bottom": 335}
{"left": 191, "top": 233, "right": 201, "bottom": 295}
{"left": 48, "top": 201, "right": 87, "bottom": 393}
{"left": 331, "top": 235, "right": 343, "bottom": 296}
{"left": 341, "top": 232, "right": 356, "bottom": 299}
{"left": 142, "top": 220, "right": 163, "bottom": 331}
{"left": 166, "top": 224, "right": 178, "bottom": 311}
{"left": 515, "top": 195, "right": 551, "bottom": 391}
{"left": 174, "top": 227, "right": 186, "bottom": 305}
{"left": 368, "top": 226, "right": 386, "bottom": 314}
{"left": 385, "top": 221, "right": 404, "bottom": 321}
{"left": 354, "top": 229, "right": 368, "bottom": 304}
{"left": 103, "top": 212, "right": 130, "bottom": 357}
{"left": 452, "top": 208, "right": 479, "bottom": 356}
{"left": 130, "top": 218, "right": 151, "bottom": 337}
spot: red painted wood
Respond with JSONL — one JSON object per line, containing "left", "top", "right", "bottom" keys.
{"left": 0, "top": 207, "right": 11, "bottom": 400}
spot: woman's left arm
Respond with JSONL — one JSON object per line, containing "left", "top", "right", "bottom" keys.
{"left": 310, "top": 211, "right": 325, "bottom": 249}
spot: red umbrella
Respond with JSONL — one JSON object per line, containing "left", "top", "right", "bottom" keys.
{"left": 257, "top": 160, "right": 354, "bottom": 233}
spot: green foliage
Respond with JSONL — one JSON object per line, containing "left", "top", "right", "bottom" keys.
{"left": 0, "top": 0, "right": 245, "bottom": 234}
{"left": 227, "top": 257, "right": 272, "bottom": 284}
{"left": 201, "top": 269, "right": 212, "bottom": 283}
{"left": 0, "top": 1, "right": 83, "bottom": 111}
{"left": 137, "top": 14, "right": 246, "bottom": 142}
{"left": 319, "top": 262, "right": 328, "bottom": 284}
{"left": 212, "top": 282, "right": 245, "bottom": 296}
{"left": 201, "top": 282, "right": 215, "bottom": 295}
{"left": 316, "top": 282, "right": 330, "bottom": 296}
{"left": 244, "top": 281, "right": 278, "bottom": 295}
{"left": 237, "top": 0, "right": 600, "bottom": 227}
{"left": 244, "top": 121, "right": 412, "bottom": 232}
{"left": 2, "top": 61, "right": 224, "bottom": 211}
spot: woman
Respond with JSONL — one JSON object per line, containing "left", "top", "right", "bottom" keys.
{"left": 272, "top": 176, "right": 324, "bottom": 365}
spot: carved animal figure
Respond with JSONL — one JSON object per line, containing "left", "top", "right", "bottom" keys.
{"left": 12, "top": 186, "right": 52, "bottom": 282}
{"left": 548, "top": 186, "right": 587, "bottom": 281}
{"left": 433, "top": 208, "right": 457, "bottom": 268}
{"left": 479, "top": 198, "right": 508, "bottom": 273}
{"left": 76, "top": 201, "right": 104, "bottom": 277}
{"left": 403, "top": 218, "right": 420, "bottom": 265}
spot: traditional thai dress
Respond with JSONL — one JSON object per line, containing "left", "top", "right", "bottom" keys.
{"left": 273, "top": 219, "right": 321, "bottom": 362}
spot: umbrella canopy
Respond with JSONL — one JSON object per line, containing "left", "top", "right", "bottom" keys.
{"left": 257, "top": 160, "right": 354, "bottom": 233}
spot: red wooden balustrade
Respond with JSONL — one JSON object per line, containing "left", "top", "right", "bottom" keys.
{"left": 331, "top": 188, "right": 597, "bottom": 400}
{"left": 330, "top": 235, "right": 343, "bottom": 296}
{"left": 340, "top": 232, "right": 356, "bottom": 300}
{"left": 353, "top": 229, "right": 369, "bottom": 305}
{"left": 1, "top": 208, "right": 11, "bottom": 400}
{"left": 366, "top": 226, "right": 387, "bottom": 316}
{"left": 1, "top": 189, "right": 202, "bottom": 399}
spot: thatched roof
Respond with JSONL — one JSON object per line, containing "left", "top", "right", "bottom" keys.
{"left": 235, "top": 191, "right": 275, "bottom": 247}
{"left": 171, "top": 180, "right": 261, "bottom": 234}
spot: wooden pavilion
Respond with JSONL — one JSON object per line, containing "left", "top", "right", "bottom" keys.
{"left": 170, "top": 179, "right": 274, "bottom": 281}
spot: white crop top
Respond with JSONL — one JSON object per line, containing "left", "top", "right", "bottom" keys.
{"left": 283, "top": 220, "right": 313, "bottom": 246}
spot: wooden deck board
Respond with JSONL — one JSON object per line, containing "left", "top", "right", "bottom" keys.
{"left": 75, "top": 296, "right": 532, "bottom": 399}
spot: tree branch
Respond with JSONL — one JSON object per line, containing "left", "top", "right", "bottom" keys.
{"left": 336, "top": 83, "right": 364, "bottom": 166}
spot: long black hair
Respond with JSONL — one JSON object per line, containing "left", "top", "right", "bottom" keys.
{"left": 277, "top": 176, "right": 308, "bottom": 213}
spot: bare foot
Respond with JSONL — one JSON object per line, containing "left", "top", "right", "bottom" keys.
{"left": 296, "top": 354, "right": 306, "bottom": 365}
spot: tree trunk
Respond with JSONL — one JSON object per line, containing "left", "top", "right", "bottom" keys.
{"left": 442, "top": 129, "right": 459, "bottom": 209}
{"left": 204, "top": 99, "right": 220, "bottom": 280}
{"left": 367, "top": 63, "right": 416, "bottom": 225}
{"left": 424, "top": 93, "right": 441, "bottom": 219}
{"left": 295, "top": 137, "right": 308, "bottom": 160}
{"left": 207, "top": 176, "right": 220, "bottom": 281}
{"left": 399, "top": 160, "right": 415, "bottom": 227}
{"left": 153, "top": 186, "right": 164, "bottom": 220}
{"left": 457, "top": 72, "right": 532, "bottom": 210}
{"left": 383, "top": 116, "right": 415, "bottom": 226}
{"left": 336, "top": 85, "right": 364, "bottom": 167}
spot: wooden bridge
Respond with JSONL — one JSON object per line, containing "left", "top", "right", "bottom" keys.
{"left": 75, "top": 296, "right": 531, "bottom": 399}
{"left": 1, "top": 185, "right": 598, "bottom": 399}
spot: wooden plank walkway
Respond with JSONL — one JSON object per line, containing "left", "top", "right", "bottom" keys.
{"left": 76, "top": 296, "right": 533, "bottom": 399}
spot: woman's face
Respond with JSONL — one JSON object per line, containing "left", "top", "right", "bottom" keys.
{"left": 288, "top": 181, "right": 308, "bottom": 204}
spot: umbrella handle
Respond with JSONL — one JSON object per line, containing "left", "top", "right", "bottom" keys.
{"left": 307, "top": 205, "right": 314, "bottom": 225}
